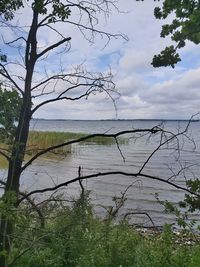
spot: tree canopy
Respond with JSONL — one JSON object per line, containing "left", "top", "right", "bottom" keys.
{"left": 0, "top": 0, "right": 23, "bottom": 21}
{"left": 150, "top": 0, "right": 200, "bottom": 68}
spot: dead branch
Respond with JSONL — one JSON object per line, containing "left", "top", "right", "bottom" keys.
{"left": 0, "top": 63, "right": 23, "bottom": 95}
{"left": 37, "top": 37, "right": 71, "bottom": 59}
{"left": 31, "top": 81, "right": 110, "bottom": 114}
{"left": 104, "top": 181, "right": 137, "bottom": 220}
{"left": 18, "top": 170, "right": 200, "bottom": 205}
{"left": 22, "top": 128, "right": 161, "bottom": 171}
{"left": 0, "top": 150, "right": 10, "bottom": 161}
{"left": 78, "top": 166, "right": 85, "bottom": 196}
{"left": 124, "top": 212, "right": 155, "bottom": 228}
{"left": 138, "top": 119, "right": 193, "bottom": 174}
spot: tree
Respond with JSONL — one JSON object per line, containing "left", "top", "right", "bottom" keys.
{"left": 0, "top": 1, "right": 127, "bottom": 265}
{"left": 148, "top": 0, "right": 200, "bottom": 68}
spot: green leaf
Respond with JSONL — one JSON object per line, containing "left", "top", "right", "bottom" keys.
{"left": 0, "top": 86, "right": 22, "bottom": 143}
{"left": 152, "top": 0, "right": 200, "bottom": 67}
{"left": 152, "top": 46, "right": 181, "bottom": 68}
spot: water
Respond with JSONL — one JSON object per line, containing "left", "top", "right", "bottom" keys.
{"left": 1, "top": 119, "right": 200, "bottom": 227}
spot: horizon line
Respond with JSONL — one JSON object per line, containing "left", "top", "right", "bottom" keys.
{"left": 32, "top": 118, "right": 199, "bottom": 122}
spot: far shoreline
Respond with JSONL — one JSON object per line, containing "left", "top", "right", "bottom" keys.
{"left": 32, "top": 118, "right": 200, "bottom": 122}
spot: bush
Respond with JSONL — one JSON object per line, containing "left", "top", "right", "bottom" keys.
{"left": 8, "top": 193, "right": 200, "bottom": 267}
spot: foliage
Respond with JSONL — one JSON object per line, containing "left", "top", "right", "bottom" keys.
{"left": 0, "top": 0, "right": 23, "bottom": 21}
{"left": 0, "top": 86, "right": 22, "bottom": 143}
{"left": 155, "top": 191, "right": 199, "bottom": 231}
{"left": 0, "top": 191, "right": 18, "bottom": 222}
{"left": 179, "top": 179, "right": 200, "bottom": 213}
{"left": 0, "top": 0, "right": 72, "bottom": 21}
{"left": 4, "top": 193, "right": 199, "bottom": 267}
{"left": 33, "top": 0, "right": 71, "bottom": 20}
{"left": 0, "top": 50, "right": 7, "bottom": 63}
{"left": 139, "top": 0, "right": 200, "bottom": 68}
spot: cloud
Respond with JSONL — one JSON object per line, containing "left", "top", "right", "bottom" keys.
{"left": 141, "top": 68, "right": 200, "bottom": 104}
{"left": 1, "top": 1, "right": 200, "bottom": 120}
{"left": 119, "top": 50, "right": 151, "bottom": 71}
{"left": 114, "top": 67, "right": 200, "bottom": 119}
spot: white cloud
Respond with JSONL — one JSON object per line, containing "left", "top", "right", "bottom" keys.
{"left": 119, "top": 50, "right": 151, "bottom": 71}
{"left": 1, "top": 0, "right": 200, "bottom": 119}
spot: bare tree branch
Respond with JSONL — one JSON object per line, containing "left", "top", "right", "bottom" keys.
{"left": 18, "top": 170, "right": 200, "bottom": 205}
{"left": 5, "top": 36, "right": 26, "bottom": 46}
{"left": 31, "top": 82, "right": 102, "bottom": 114}
{"left": 59, "top": 19, "right": 128, "bottom": 42}
{"left": 37, "top": 37, "right": 71, "bottom": 59}
{"left": 115, "top": 137, "right": 125, "bottom": 162}
{"left": 138, "top": 120, "right": 193, "bottom": 174}
{"left": 124, "top": 212, "right": 155, "bottom": 228}
{"left": 22, "top": 128, "right": 161, "bottom": 171}
{"left": 0, "top": 150, "right": 10, "bottom": 161}
{"left": 0, "top": 63, "right": 23, "bottom": 95}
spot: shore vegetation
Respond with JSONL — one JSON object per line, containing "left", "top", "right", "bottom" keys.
{"left": 3, "top": 192, "right": 200, "bottom": 267}
{"left": 0, "top": 130, "right": 127, "bottom": 168}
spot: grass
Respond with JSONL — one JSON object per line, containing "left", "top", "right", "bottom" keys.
{"left": 26, "top": 131, "right": 73, "bottom": 156}
{"left": 0, "top": 131, "right": 127, "bottom": 168}
{"left": 0, "top": 155, "right": 8, "bottom": 169}
{"left": 26, "top": 130, "right": 127, "bottom": 156}
{"left": 28, "top": 130, "right": 127, "bottom": 147}
{"left": 0, "top": 142, "right": 10, "bottom": 169}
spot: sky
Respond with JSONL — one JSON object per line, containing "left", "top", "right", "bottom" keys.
{"left": 1, "top": 0, "right": 200, "bottom": 120}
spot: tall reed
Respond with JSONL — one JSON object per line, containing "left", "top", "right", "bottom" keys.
{"left": 0, "top": 131, "right": 127, "bottom": 167}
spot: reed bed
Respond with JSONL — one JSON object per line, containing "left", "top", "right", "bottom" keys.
{"left": 27, "top": 131, "right": 74, "bottom": 156}
{"left": 27, "top": 130, "right": 127, "bottom": 153}
{"left": 0, "top": 131, "right": 127, "bottom": 168}
{"left": 0, "top": 156, "right": 8, "bottom": 169}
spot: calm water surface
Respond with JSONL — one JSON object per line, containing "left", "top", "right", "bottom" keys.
{"left": 1, "top": 119, "right": 200, "bottom": 227}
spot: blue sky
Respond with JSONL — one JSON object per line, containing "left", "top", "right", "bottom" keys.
{"left": 1, "top": 0, "right": 200, "bottom": 120}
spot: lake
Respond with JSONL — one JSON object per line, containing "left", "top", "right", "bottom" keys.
{"left": 1, "top": 119, "right": 200, "bottom": 227}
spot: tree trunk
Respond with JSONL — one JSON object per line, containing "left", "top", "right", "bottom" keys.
{"left": 0, "top": 8, "right": 38, "bottom": 265}
{"left": 0, "top": 96, "right": 32, "bottom": 267}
